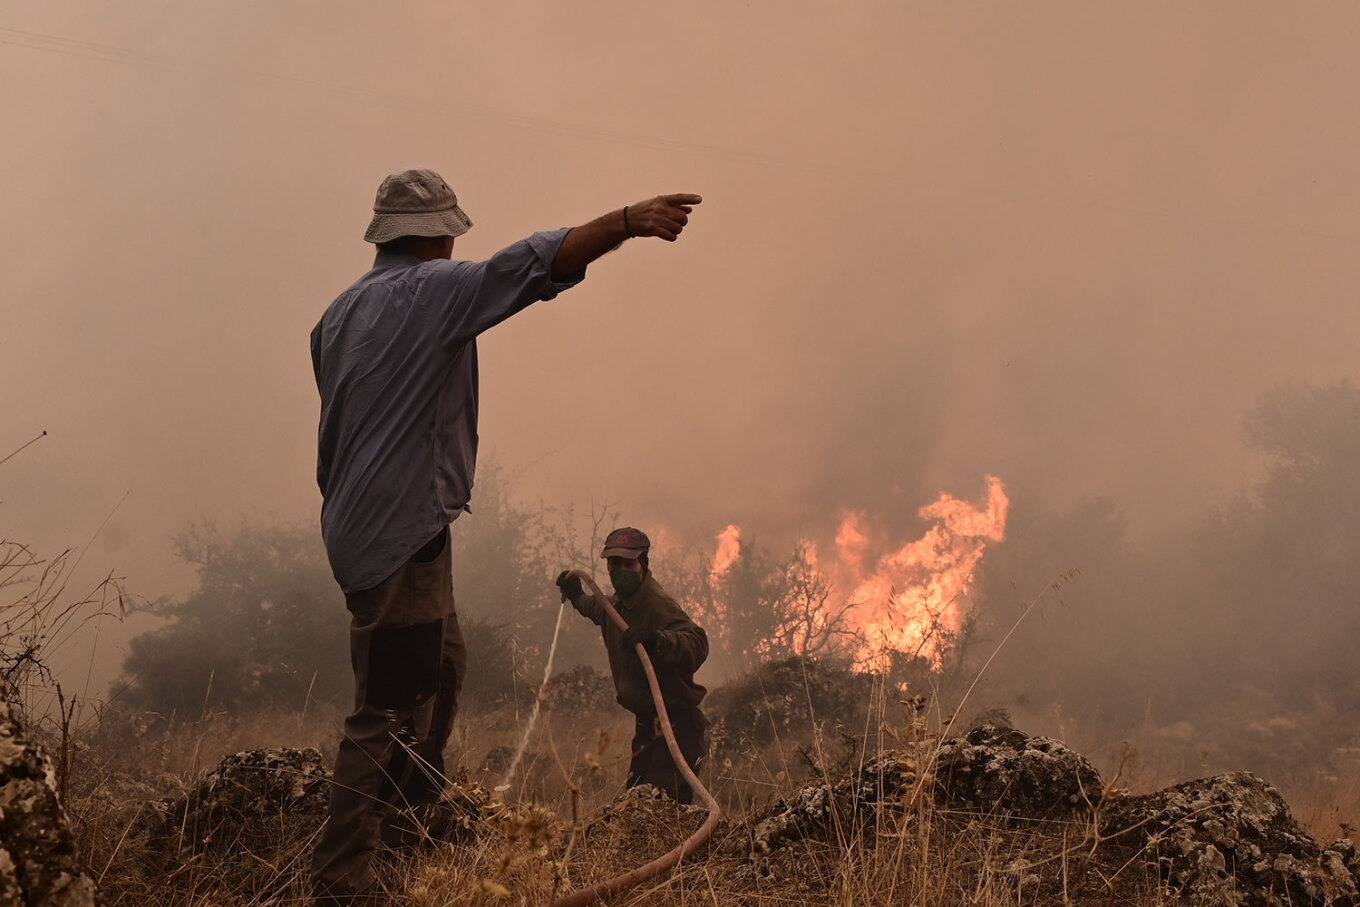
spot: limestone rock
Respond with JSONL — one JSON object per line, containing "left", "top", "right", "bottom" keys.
{"left": 544, "top": 665, "right": 614, "bottom": 716}
{"left": 1103, "top": 771, "right": 1359, "bottom": 907}
{"left": 0, "top": 701, "right": 99, "bottom": 906}
{"left": 731, "top": 749, "right": 923, "bottom": 856}
{"left": 137, "top": 746, "right": 329, "bottom": 857}
{"left": 734, "top": 725, "right": 1101, "bottom": 857}
{"left": 932, "top": 724, "right": 1105, "bottom": 819}
{"left": 1320, "top": 838, "right": 1360, "bottom": 904}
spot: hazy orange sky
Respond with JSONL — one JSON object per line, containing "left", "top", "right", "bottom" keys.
{"left": 4, "top": 3, "right": 1360, "bottom": 691}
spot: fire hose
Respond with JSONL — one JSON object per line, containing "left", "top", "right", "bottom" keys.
{"left": 547, "top": 569, "right": 723, "bottom": 907}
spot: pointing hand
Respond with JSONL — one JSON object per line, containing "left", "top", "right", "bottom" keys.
{"left": 626, "top": 193, "right": 703, "bottom": 242}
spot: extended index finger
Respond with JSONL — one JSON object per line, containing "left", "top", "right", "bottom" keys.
{"left": 665, "top": 193, "right": 703, "bottom": 206}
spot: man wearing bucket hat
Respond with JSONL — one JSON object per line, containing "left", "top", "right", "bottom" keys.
{"left": 310, "top": 170, "right": 701, "bottom": 904}
{"left": 556, "top": 527, "right": 709, "bottom": 804}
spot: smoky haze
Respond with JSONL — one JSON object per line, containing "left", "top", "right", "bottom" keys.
{"left": 4, "top": 0, "right": 1360, "bottom": 762}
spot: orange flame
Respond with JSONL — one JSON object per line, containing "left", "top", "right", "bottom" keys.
{"left": 699, "top": 476, "right": 1008, "bottom": 670}
{"left": 839, "top": 475, "right": 1008, "bottom": 669}
{"left": 834, "top": 513, "right": 870, "bottom": 574}
{"left": 711, "top": 524, "right": 741, "bottom": 582}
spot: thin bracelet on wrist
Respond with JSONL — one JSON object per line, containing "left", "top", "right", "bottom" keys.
{"left": 623, "top": 205, "right": 634, "bottom": 238}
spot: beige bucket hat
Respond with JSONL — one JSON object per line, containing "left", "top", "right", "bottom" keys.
{"left": 364, "top": 168, "right": 473, "bottom": 244}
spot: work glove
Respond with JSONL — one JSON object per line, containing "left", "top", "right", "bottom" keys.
{"left": 556, "top": 570, "right": 584, "bottom": 604}
{"left": 623, "top": 626, "right": 658, "bottom": 651}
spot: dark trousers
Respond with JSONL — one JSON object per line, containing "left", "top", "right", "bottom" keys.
{"left": 311, "top": 527, "right": 467, "bottom": 898}
{"left": 627, "top": 707, "right": 707, "bottom": 805}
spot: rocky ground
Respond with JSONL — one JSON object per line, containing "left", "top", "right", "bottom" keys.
{"left": 10, "top": 691, "right": 1360, "bottom": 906}
{"left": 4, "top": 657, "right": 1358, "bottom": 905}
{"left": 0, "top": 702, "right": 98, "bottom": 906}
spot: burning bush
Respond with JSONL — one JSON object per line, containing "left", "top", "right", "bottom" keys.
{"left": 665, "top": 478, "right": 1007, "bottom": 681}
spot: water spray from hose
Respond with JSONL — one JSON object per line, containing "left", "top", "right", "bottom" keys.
{"left": 497, "top": 597, "right": 568, "bottom": 793}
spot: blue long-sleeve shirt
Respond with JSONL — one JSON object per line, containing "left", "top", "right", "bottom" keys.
{"left": 311, "top": 229, "right": 582, "bottom": 593}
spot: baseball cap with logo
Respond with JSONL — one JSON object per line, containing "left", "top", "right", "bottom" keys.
{"left": 363, "top": 168, "right": 473, "bottom": 244}
{"left": 600, "top": 527, "right": 651, "bottom": 559}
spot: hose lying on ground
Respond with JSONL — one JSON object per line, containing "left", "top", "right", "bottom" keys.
{"left": 547, "top": 569, "right": 723, "bottom": 907}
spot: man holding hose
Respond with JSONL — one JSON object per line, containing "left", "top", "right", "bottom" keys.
{"left": 557, "top": 527, "right": 710, "bottom": 804}
{"left": 310, "top": 168, "right": 701, "bottom": 905}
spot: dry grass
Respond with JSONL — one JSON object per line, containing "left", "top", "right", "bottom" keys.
{"left": 58, "top": 688, "right": 1213, "bottom": 907}
{"left": 55, "top": 604, "right": 1358, "bottom": 907}
{"left": 46, "top": 625, "right": 1360, "bottom": 907}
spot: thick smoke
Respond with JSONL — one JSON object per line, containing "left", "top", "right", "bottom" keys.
{"left": 4, "top": 3, "right": 1360, "bottom": 805}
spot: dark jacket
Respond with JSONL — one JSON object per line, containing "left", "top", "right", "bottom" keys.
{"left": 571, "top": 573, "right": 708, "bottom": 715}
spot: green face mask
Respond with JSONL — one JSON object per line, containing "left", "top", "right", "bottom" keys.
{"left": 610, "top": 570, "right": 643, "bottom": 598}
